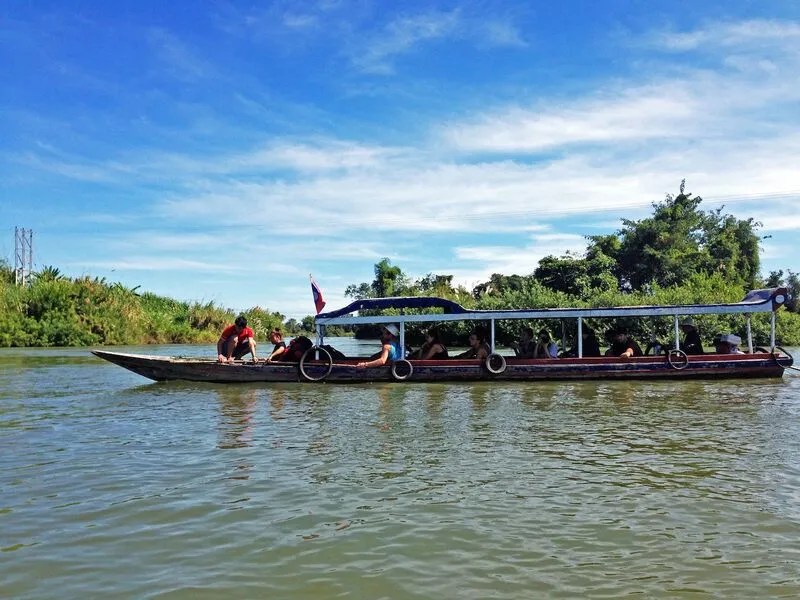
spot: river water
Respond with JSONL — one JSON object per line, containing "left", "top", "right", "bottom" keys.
{"left": 2, "top": 340, "right": 799, "bottom": 599}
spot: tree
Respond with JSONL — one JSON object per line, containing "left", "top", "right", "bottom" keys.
{"left": 34, "top": 266, "right": 63, "bottom": 282}
{"left": 765, "top": 269, "right": 799, "bottom": 312}
{"left": 345, "top": 258, "right": 410, "bottom": 299}
{"left": 472, "top": 274, "right": 528, "bottom": 299}
{"left": 582, "top": 180, "right": 761, "bottom": 293}
{"left": 534, "top": 252, "right": 617, "bottom": 296}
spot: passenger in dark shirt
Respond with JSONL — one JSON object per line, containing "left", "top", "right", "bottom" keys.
{"left": 680, "top": 318, "right": 704, "bottom": 355}
{"left": 264, "top": 329, "right": 288, "bottom": 362}
{"left": 455, "top": 329, "right": 491, "bottom": 360}
{"left": 608, "top": 331, "right": 643, "bottom": 358}
{"left": 410, "top": 328, "right": 449, "bottom": 360}
{"left": 511, "top": 327, "right": 536, "bottom": 358}
{"left": 566, "top": 326, "right": 601, "bottom": 357}
{"left": 580, "top": 326, "right": 602, "bottom": 357}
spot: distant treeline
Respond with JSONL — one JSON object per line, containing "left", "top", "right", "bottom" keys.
{"left": 342, "top": 182, "right": 800, "bottom": 348}
{"left": 2, "top": 181, "right": 798, "bottom": 348}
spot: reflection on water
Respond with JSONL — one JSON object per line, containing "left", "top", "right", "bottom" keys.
{"left": 1, "top": 345, "right": 799, "bottom": 599}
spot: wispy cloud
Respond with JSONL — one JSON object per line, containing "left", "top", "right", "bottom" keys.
{"left": 455, "top": 233, "right": 588, "bottom": 275}
{"left": 147, "top": 28, "right": 214, "bottom": 81}
{"left": 351, "top": 8, "right": 525, "bottom": 74}
{"left": 80, "top": 258, "right": 248, "bottom": 272}
{"left": 644, "top": 19, "right": 800, "bottom": 52}
{"left": 443, "top": 90, "right": 696, "bottom": 152}
{"left": 353, "top": 10, "right": 461, "bottom": 74}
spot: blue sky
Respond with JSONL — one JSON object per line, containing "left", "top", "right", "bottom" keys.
{"left": 2, "top": 0, "right": 799, "bottom": 319}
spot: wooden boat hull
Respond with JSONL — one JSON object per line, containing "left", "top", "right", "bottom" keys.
{"left": 92, "top": 350, "right": 789, "bottom": 384}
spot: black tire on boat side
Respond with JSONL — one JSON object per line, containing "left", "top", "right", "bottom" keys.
{"left": 667, "top": 349, "right": 689, "bottom": 370}
{"left": 299, "top": 346, "right": 333, "bottom": 382}
{"left": 770, "top": 346, "right": 794, "bottom": 368}
{"left": 391, "top": 359, "right": 414, "bottom": 381}
{"left": 485, "top": 353, "right": 507, "bottom": 375}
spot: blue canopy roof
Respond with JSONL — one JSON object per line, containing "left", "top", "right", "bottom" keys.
{"left": 316, "top": 296, "right": 468, "bottom": 319}
{"left": 315, "top": 288, "right": 788, "bottom": 325}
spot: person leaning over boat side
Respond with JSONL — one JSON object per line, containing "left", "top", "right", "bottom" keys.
{"left": 410, "top": 327, "right": 449, "bottom": 360}
{"left": 714, "top": 333, "right": 745, "bottom": 354}
{"left": 680, "top": 317, "right": 704, "bottom": 355}
{"left": 455, "top": 329, "right": 491, "bottom": 361}
{"left": 217, "top": 315, "right": 257, "bottom": 363}
{"left": 608, "top": 330, "right": 643, "bottom": 358}
{"left": 511, "top": 327, "right": 536, "bottom": 358}
{"left": 263, "top": 329, "right": 287, "bottom": 362}
{"left": 356, "top": 324, "right": 402, "bottom": 368}
{"left": 533, "top": 329, "right": 559, "bottom": 359}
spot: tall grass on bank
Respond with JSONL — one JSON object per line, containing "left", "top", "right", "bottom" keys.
{"left": 0, "top": 266, "right": 287, "bottom": 347}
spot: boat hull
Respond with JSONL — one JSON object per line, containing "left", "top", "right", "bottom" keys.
{"left": 91, "top": 350, "right": 789, "bottom": 384}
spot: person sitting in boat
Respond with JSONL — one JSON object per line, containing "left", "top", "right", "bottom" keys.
{"left": 217, "top": 315, "right": 257, "bottom": 363}
{"left": 356, "top": 324, "right": 402, "bottom": 368}
{"left": 644, "top": 339, "right": 664, "bottom": 356}
{"left": 608, "top": 330, "right": 643, "bottom": 358}
{"left": 263, "top": 329, "right": 287, "bottom": 362}
{"left": 680, "top": 317, "right": 704, "bottom": 355}
{"left": 566, "top": 326, "right": 601, "bottom": 357}
{"left": 510, "top": 327, "right": 536, "bottom": 358}
{"left": 533, "top": 329, "right": 559, "bottom": 358}
{"left": 714, "top": 333, "right": 745, "bottom": 354}
{"left": 409, "top": 327, "right": 449, "bottom": 360}
{"left": 455, "top": 328, "right": 491, "bottom": 360}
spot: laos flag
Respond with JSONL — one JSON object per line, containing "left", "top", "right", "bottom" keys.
{"left": 310, "top": 275, "right": 326, "bottom": 314}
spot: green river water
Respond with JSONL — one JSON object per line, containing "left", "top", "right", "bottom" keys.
{"left": 2, "top": 341, "right": 799, "bottom": 599}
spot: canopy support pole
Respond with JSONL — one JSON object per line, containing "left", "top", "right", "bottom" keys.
{"left": 490, "top": 319, "right": 495, "bottom": 353}
{"left": 770, "top": 313, "right": 776, "bottom": 349}
{"left": 674, "top": 316, "right": 680, "bottom": 350}
{"left": 746, "top": 316, "right": 753, "bottom": 353}
{"left": 577, "top": 317, "right": 583, "bottom": 358}
{"left": 315, "top": 324, "right": 323, "bottom": 359}
{"left": 400, "top": 322, "right": 406, "bottom": 357}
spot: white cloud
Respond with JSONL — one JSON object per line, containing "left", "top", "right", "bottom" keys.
{"left": 443, "top": 91, "right": 696, "bottom": 152}
{"left": 353, "top": 10, "right": 461, "bottom": 74}
{"left": 645, "top": 19, "right": 800, "bottom": 52}
{"left": 754, "top": 212, "right": 800, "bottom": 233}
{"left": 351, "top": 9, "right": 525, "bottom": 74}
{"left": 79, "top": 258, "right": 248, "bottom": 273}
{"left": 453, "top": 233, "right": 588, "bottom": 280}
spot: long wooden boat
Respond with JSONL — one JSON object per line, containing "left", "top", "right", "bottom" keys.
{"left": 92, "top": 288, "right": 794, "bottom": 384}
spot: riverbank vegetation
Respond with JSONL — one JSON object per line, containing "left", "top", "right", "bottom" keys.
{"left": 0, "top": 265, "right": 296, "bottom": 347}
{"left": 343, "top": 183, "right": 800, "bottom": 348}
{"left": 2, "top": 182, "right": 798, "bottom": 347}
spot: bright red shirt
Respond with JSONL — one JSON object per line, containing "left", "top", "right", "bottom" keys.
{"left": 221, "top": 325, "right": 254, "bottom": 341}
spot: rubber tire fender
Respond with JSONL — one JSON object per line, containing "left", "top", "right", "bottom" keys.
{"left": 667, "top": 349, "right": 689, "bottom": 370}
{"left": 299, "top": 346, "right": 333, "bottom": 382}
{"left": 485, "top": 353, "right": 507, "bottom": 375}
{"left": 391, "top": 359, "right": 414, "bottom": 381}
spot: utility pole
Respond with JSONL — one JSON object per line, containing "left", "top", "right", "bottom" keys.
{"left": 14, "top": 227, "right": 34, "bottom": 286}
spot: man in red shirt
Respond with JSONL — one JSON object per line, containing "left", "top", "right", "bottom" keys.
{"left": 217, "top": 316, "right": 258, "bottom": 363}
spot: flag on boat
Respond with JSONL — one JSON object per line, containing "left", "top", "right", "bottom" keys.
{"left": 310, "top": 275, "right": 326, "bottom": 314}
